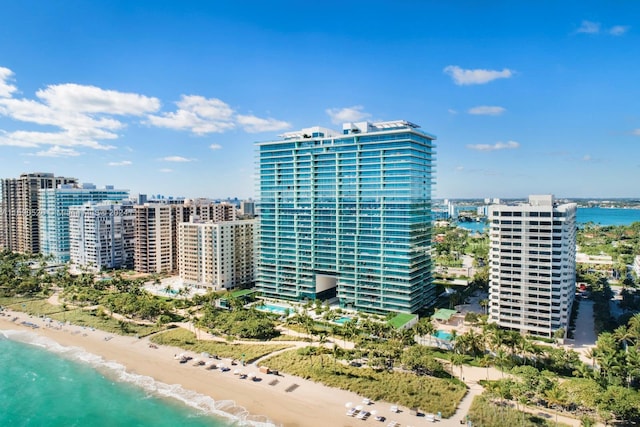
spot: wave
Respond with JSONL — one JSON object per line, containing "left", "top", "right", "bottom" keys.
{"left": 1, "top": 329, "right": 278, "bottom": 427}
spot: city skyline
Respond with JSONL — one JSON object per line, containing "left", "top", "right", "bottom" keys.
{"left": 0, "top": 1, "right": 639, "bottom": 199}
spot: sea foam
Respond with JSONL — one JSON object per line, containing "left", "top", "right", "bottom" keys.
{"left": 1, "top": 329, "right": 278, "bottom": 427}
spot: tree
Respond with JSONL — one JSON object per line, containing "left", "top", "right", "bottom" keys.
{"left": 451, "top": 353, "right": 465, "bottom": 380}
{"left": 545, "top": 386, "right": 567, "bottom": 426}
{"left": 495, "top": 349, "right": 510, "bottom": 377}
{"left": 479, "top": 299, "right": 489, "bottom": 315}
{"left": 479, "top": 354, "right": 493, "bottom": 380}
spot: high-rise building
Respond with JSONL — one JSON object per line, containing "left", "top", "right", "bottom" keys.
{"left": 178, "top": 219, "right": 256, "bottom": 291}
{"left": 240, "top": 199, "right": 256, "bottom": 217}
{"left": 134, "top": 203, "right": 175, "bottom": 273}
{"left": 39, "top": 183, "right": 129, "bottom": 262}
{"left": 0, "top": 172, "right": 77, "bottom": 253}
{"left": 132, "top": 199, "right": 237, "bottom": 274}
{"left": 182, "top": 198, "right": 237, "bottom": 222}
{"left": 488, "top": 195, "right": 577, "bottom": 338}
{"left": 69, "top": 201, "right": 134, "bottom": 271}
{"left": 257, "top": 120, "right": 436, "bottom": 314}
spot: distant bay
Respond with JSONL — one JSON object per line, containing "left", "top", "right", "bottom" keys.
{"left": 454, "top": 207, "right": 640, "bottom": 233}
{"left": 576, "top": 207, "right": 640, "bottom": 226}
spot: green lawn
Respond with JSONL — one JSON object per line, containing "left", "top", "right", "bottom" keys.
{"left": 468, "top": 394, "right": 572, "bottom": 427}
{"left": 149, "top": 328, "right": 292, "bottom": 362}
{"left": 387, "top": 313, "right": 418, "bottom": 329}
{"left": 262, "top": 347, "right": 467, "bottom": 418}
{"left": 49, "top": 308, "right": 167, "bottom": 337}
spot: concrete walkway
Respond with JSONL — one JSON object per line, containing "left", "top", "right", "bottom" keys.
{"left": 570, "top": 299, "right": 597, "bottom": 365}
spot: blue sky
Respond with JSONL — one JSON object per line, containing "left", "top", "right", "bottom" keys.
{"left": 0, "top": 1, "right": 638, "bottom": 199}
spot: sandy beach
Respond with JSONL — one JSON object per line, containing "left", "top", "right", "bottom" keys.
{"left": 0, "top": 309, "right": 441, "bottom": 427}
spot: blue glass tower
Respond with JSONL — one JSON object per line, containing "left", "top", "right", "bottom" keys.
{"left": 257, "top": 120, "right": 436, "bottom": 314}
{"left": 39, "top": 184, "right": 129, "bottom": 262}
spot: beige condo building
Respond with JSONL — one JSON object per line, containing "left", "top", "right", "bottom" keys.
{"left": 178, "top": 219, "right": 256, "bottom": 291}
{"left": 0, "top": 172, "right": 78, "bottom": 254}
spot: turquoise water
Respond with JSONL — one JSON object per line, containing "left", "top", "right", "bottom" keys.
{"left": 0, "top": 330, "right": 273, "bottom": 427}
{"left": 456, "top": 221, "right": 486, "bottom": 233}
{"left": 433, "top": 330, "right": 452, "bottom": 341}
{"left": 256, "top": 304, "right": 290, "bottom": 315}
{"left": 455, "top": 207, "right": 640, "bottom": 233}
{"left": 333, "top": 316, "right": 353, "bottom": 325}
{"left": 576, "top": 207, "right": 640, "bottom": 226}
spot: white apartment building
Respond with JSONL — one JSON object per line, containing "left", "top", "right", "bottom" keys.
{"left": 178, "top": 219, "right": 256, "bottom": 291}
{"left": 488, "top": 195, "right": 577, "bottom": 338}
{"left": 69, "top": 201, "right": 135, "bottom": 271}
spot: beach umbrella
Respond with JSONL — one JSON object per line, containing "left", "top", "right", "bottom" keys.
{"left": 355, "top": 405, "right": 364, "bottom": 411}
{"left": 248, "top": 372, "right": 256, "bottom": 379}
{"left": 370, "top": 410, "right": 377, "bottom": 416}
{"left": 233, "top": 369, "right": 241, "bottom": 375}
{"left": 345, "top": 402, "right": 353, "bottom": 408}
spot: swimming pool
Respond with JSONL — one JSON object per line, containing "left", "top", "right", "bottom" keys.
{"left": 433, "top": 330, "right": 453, "bottom": 341}
{"left": 256, "top": 303, "right": 291, "bottom": 315}
{"left": 333, "top": 316, "right": 353, "bottom": 325}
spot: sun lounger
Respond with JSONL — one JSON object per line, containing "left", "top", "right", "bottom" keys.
{"left": 284, "top": 383, "right": 299, "bottom": 393}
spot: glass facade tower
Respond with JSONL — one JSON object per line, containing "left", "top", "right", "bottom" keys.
{"left": 257, "top": 120, "right": 436, "bottom": 314}
{"left": 39, "top": 184, "right": 129, "bottom": 262}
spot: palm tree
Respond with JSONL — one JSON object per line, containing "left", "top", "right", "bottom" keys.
{"left": 628, "top": 313, "right": 640, "bottom": 343}
{"left": 479, "top": 354, "right": 493, "bottom": 380}
{"left": 625, "top": 345, "right": 640, "bottom": 388}
{"left": 544, "top": 386, "right": 567, "bottom": 426}
{"left": 317, "top": 334, "right": 328, "bottom": 367}
{"left": 479, "top": 298, "right": 489, "bottom": 315}
{"left": 451, "top": 353, "right": 465, "bottom": 380}
{"left": 495, "top": 349, "right": 509, "bottom": 377}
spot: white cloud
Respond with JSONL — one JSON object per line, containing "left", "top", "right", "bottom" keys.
{"left": 466, "top": 140, "right": 520, "bottom": 151}
{"left": 447, "top": 109, "right": 458, "bottom": 115}
{"left": 0, "top": 66, "right": 290, "bottom": 153}
{"left": 159, "top": 168, "right": 173, "bottom": 173}
{"left": 582, "top": 154, "right": 592, "bottom": 161}
{"left": 36, "top": 84, "right": 160, "bottom": 115}
{"left": 0, "top": 67, "right": 160, "bottom": 151}
{"left": 0, "top": 67, "right": 17, "bottom": 98}
{"left": 574, "top": 21, "right": 630, "bottom": 36}
{"left": 609, "top": 25, "right": 630, "bottom": 36}
{"left": 31, "top": 146, "right": 81, "bottom": 157}
{"left": 147, "top": 95, "right": 235, "bottom": 134}
{"left": 455, "top": 166, "right": 464, "bottom": 171}
{"left": 633, "top": 129, "right": 640, "bottom": 136}
{"left": 108, "top": 160, "right": 132, "bottom": 166}
{"left": 576, "top": 20, "right": 601, "bottom": 34}
{"left": 468, "top": 106, "right": 506, "bottom": 116}
{"left": 325, "top": 106, "right": 371, "bottom": 125}
{"left": 161, "top": 156, "right": 192, "bottom": 162}
{"left": 443, "top": 66, "right": 514, "bottom": 85}
{"left": 0, "top": 129, "right": 115, "bottom": 150}
{"left": 236, "top": 115, "right": 291, "bottom": 133}
{"left": 210, "top": 143, "right": 222, "bottom": 150}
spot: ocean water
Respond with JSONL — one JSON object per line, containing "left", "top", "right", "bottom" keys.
{"left": 0, "top": 330, "right": 275, "bottom": 427}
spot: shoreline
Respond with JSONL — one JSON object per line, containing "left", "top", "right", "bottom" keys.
{"left": 0, "top": 309, "right": 434, "bottom": 427}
